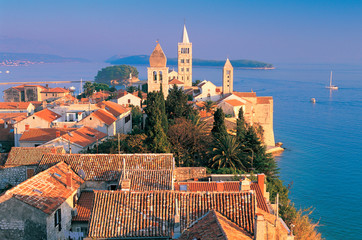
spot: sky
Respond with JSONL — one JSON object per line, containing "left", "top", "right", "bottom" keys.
{"left": 0, "top": 0, "right": 361, "bottom": 64}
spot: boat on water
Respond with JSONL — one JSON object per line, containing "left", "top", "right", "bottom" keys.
{"left": 310, "top": 98, "right": 316, "bottom": 103}
{"left": 326, "top": 71, "right": 338, "bottom": 90}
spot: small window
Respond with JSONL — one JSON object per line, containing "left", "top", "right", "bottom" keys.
{"left": 181, "top": 68, "right": 184, "bottom": 72}
{"left": 186, "top": 68, "right": 189, "bottom": 72}
{"left": 128, "top": 99, "right": 131, "bottom": 104}
{"left": 54, "top": 209, "right": 62, "bottom": 231}
{"left": 180, "top": 185, "right": 188, "bottom": 191}
{"left": 186, "top": 59, "right": 190, "bottom": 63}
{"left": 108, "top": 185, "right": 117, "bottom": 190}
{"left": 125, "top": 115, "right": 131, "bottom": 123}
{"left": 89, "top": 117, "right": 92, "bottom": 120}
{"left": 180, "top": 59, "right": 184, "bottom": 63}
{"left": 33, "top": 116, "right": 35, "bottom": 119}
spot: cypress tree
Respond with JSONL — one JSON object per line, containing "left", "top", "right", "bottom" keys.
{"left": 236, "top": 107, "right": 247, "bottom": 142}
{"left": 158, "top": 85, "right": 168, "bottom": 133}
{"left": 211, "top": 108, "right": 227, "bottom": 137}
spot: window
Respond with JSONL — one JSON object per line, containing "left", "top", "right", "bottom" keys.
{"left": 159, "top": 71, "right": 163, "bottom": 81}
{"left": 180, "top": 185, "right": 188, "bottom": 191}
{"left": 89, "top": 117, "right": 92, "bottom": 120}
{"left": 226, "top": 70, "right": 231, "bottom": 75}
{"left": 128, "top": 99, "right": 131, "bottom": 104}
{"left": 180, "top": 59, "right": 184, "bottom": 63}
{"left": 186, "top": 59, "right": 190, "bottom": 63}
{"left": 186, "top": 68, "right": 189, "bottom": 72}
{"left": 108, "top": 184, "right": 117, "bottom": 190}
{"left": 153, "top": 71, "right": 157, "bottom": 82}
{"left": 125, "top": 115, "right": 131, "bottom": 123}
{"left": 181, "top": 68, "right": 184, "bottom": 72}
{"left": 33, "top": 116, "right": 35, "bottom": 119}
{"left": 54, "top": 209, "right": 62, "bottom": 231}
{"left": 46, "top": 93, "right": 48, "bottom": 96}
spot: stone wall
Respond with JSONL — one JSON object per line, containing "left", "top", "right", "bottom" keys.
{"left": 0, "top": 197, "right": 47, "bottom": 239}
{"left": 174, "top": 167, "right": 207, "bottom": 181}
{"left": 0, "top": 166, "right": 28, "bottom": 190}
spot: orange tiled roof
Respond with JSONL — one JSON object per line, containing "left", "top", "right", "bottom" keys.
{"left": 88, "top": 191, "right": 255, "bottom": 239}
{"left": 97, "top": 101, "right": 130, "bottom": 118}
{"left": 179, "top": 210, "right": 252, "bottom": 240}
{"left": 11, "top": 84, "right": 47, "bottom": 91}
{"left": 257, "top": 96, "right": 273, "bottom": 104}
{"left": 90, "top": 109, "right": 117, "bottom": 125}
{"left": 36, "top": 153, "right": 173, "bottom": 181}
{"left": 41, "top": 87, "right": 69, "bottom": 93}
{"left": 61, "top": 126, "right": 107, "bottom": 147}
{"left": 5, "top": 146, "right": 65, "bottom": 167}
{"left": 0, "top": 112, "right": 27, "bottom": 124}
{"left": 120, "top": 169, "right": 173, "bottom": 191}
{"left": 169, "top": 78, "right": 184, "bottom": 85}
{"left": 19, "top": 128, "right": 77, "bottom": 142}
{"left": 33, "top": 108, "right": 61, "bottom": 122}
{"left": 224, "top": 99, "right": 245, "bottom": 106}
{"left": 233, "top": 91, "right": 257, "bottom": 98}
{"left": 0, "top": 162, "right": 83, "bottom": 214}
{"left": 132, "top": 91, "right": 147, "bottom": 99}
{"left": 73, "top": 191, "right": 95, "bottom": 222}
{"left": 174, "top": 181, "right": 269, "bottom": 213}
{"left": 0, "top": 102, "right": 32, "bottom": 110}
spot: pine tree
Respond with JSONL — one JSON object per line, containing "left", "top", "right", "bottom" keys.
{"left": 166, "top": 84, "right": 195, "bottom": 121}
{"left": 236, "top": 107, "right": 247, "bottom": 141}
{"left": 211, "top": 108, "right": 227, "bottom": 137}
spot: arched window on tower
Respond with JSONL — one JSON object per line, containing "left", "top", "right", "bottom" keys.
{"left": 159, "top": 71, "right": 163, "bottom": 82}
{"left": 153, "top": 71, "right": 157, "bottom": 83}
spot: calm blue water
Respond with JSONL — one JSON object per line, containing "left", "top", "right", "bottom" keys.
{"left": 1, "top": 62, "right": 361, "bottom": 239}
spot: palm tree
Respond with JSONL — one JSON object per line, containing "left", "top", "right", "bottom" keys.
{"left": 203, "top": 100, "right": 216, "bottom": 113}
{"left": 209, "top": 134, "right": 247, "bottom": 171}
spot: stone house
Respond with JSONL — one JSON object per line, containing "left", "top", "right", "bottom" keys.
{"left": 0, "top": 146, "right": 65, "bottom": 190}
{"left": 169, "top": 77, "right": 185, "bottom": 90}
{"left": 0, "top": 102, "right": 35, "bottom": 115}
{"left": 13, "top": 108, "right": 61, "bottom": 146}
{"left": 0, "top": 161, "right": 84, "bottom": 240}
{"left": 194, "top": 80, "right": 222, "bottom": 102}
{"left": 76, "top": 109, "right": 117, "bottom": 137}
{"left": 40, "top": 87, "right": 70, "bottom": 101}
{"left": 0, "top": 113, "right": 28, "bottom": 151}
{"left": 96, "top": 101, "right": 132, "bottom": 134}
{"left": 19, "top": 128, "right": 75, "bottom": 148}
{"left": 111, "top": 92, "right": 142, "bottom": 108}
{"left": 3, "top": 84, "right": 47, "bottom": 102}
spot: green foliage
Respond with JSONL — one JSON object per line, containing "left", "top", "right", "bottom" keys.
{"left": 203, "top": 100, "right": 216, "bottom": 113}
{"left": 236, "top": 107, "right": 247, "bottom": 141}
{"left": 208, "top": 134, "right": 247, "bottom": 171}
{"left": 145, "top": 91, "right": 170, "bottom": 153}
{"left": 93, "top": 82, "right": 110, "bottom": 91}
{"left": 166, "top": 84, "right": 197, "bottom": 122}
{"left": 211, "top": 108, "right": 227, "bottom": 137}
{"left": 84, "top": 81, "right": 95, "bottom": 97}
{"left": 126, "top": 86, "right": 137, "bottom": 93}
{"left": 141, "top": 83, "right": 148, "bottom": 93}
{"left": 131, "top": 106, "right": 143, "bottom": 133}
{"left": 192, "top": 80, "right": 201, "bottom": 86}
{"left": 109, "top": 86, "right": 117, "bottom": 92}
{"left": 95, "top": 65, "right": 139, "bottom": 85}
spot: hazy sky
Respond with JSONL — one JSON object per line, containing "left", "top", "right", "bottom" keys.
{"left": 1, "top": 0, "right": 361, "bottom": 64}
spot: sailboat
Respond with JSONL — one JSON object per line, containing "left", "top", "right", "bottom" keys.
{"left": 326, "top": 71, "right": 338, "bottom": 90}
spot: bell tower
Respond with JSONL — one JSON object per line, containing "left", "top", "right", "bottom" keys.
{"left": 147, "top": 41, "right": 169, "bottom": 97}
{"left": 178, "top": 24, "right": 192, "bottom": 87}
{"left": 222, "top": 58, "right": 233, "bottom": 95}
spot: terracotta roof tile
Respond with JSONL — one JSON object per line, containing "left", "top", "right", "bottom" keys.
{"left": 0, "top": 162, "right": 84, "bottom": 214}
{"left": 19, "top": 128, "right": 77, "bottom": 142}
{"left": 88, "top": 191, "right": 256, "bottom": 239}
{"left": 33, "top": 108, "right": 61, "bottom": 122}
{"left": 169, "top": 78, "right": 184, "bottom": 85}
{"left": 224, "top": 99, "right": 245, "bottom": 106}
{"left": 41, "top": 87, "right": 69, "bottom": 93}
{"left": 0, "top": 112, "right": 27, "bottom": 124}
{"left": 97, "top": 101, "right": 130, "bottom": 117}
{"left": 257, "top": 96, "right": 273, "bottom": 104}
{"left": 179, "top": 210, "right": 252, "bottom": 240}
{"left": 174, "top": 181, "right": 269, "bottom": 213}
{"left": 90, "top": 109, "right": 117, "bottom": 125}
{"left": 61, "top": 126, "right": 107, "bottom": 147}
{"left": 5, "top": 146, "right": 65, "bottom": 167}
{"left": 233, "top": 91, "right": 257, "bottom": 98}
{"left": 73, "top": 191, "right": 94, "bottom": 222}
{"left": 0, "top": 102, "right": 32, "bottom": 110}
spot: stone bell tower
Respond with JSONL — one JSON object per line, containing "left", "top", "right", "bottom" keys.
{"left": 222, "top": 58, "right": 233, "bottom": 95}
{"left": 147, "top": 41, "right": 169, "bottom": 97}
{"left": 178, "top": 24, "right": 192, "bottom": 87}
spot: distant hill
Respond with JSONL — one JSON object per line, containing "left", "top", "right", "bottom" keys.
{"left": 0, "top": 52, "right": 89, "bottom": 64}
{"left": 106, "top": 55, "right": 273, "bottom": 69}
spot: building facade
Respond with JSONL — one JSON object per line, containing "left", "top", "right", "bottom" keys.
{"left": 178, "top": 24, "right": 192, "bottom": 87}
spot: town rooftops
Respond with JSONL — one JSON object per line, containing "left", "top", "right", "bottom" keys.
{"left": 87, "top": 190, "right": 255, "bottom": 239}
{"left": 72, "top": 191, "right": 95, "bottom": 222}
{"left": 257, "top": 96, "right": 273, "bottom": 104}
{"left": 224, "top": 99, "right": 245, "bottom": 106}
{"left": 0, "top": 161, "right": 84, "bottom": 215}
{"left": 0, "top": 112, "right": 28, "bottom": 124}
{"left": 9, "top": 84, "right": 47, "bottom": 91}
{"left": 233, "top": 91, "right": 257, "bottom": 98}
{"left": 179, "top": 210, "right": 252, "bottom": 240}
{"left": 19, "top": 128, "right": 77, "bottom": 142}
{"left": 33, "top": 108, "right": 62, "bottom": 122}
{"left": 4, "top": 146, "right": 65, "bottom": 167}
{"left": 97, "top": 101, "right": 130, "bottom": 118}
{"left": 0, "top": 102, "right": 33, "bottom": 110}
{"left": 41, "top": 87, "right": 69, "bottom": 93}
{"left": 169, "top": 78, "right": 184, "bottom": 85}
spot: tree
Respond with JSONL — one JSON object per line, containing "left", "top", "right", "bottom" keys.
{"left": 192, "top": 80, "right": 201, "bottom": 86}
{"left": 126, "top": 86, "right": 137, "bottom": 93}
{"left": 95, "top": 65, "right": 139, "bottom": 85}
{"left": 93, "top": 82, "right": 110, "bottom": 92}
{"left": 203, "top": 100, "right": 216, "bottom": 113}
{"left": 166, "top": 84, "right": 196, "bottom": 121}
{"left": 145, "top": 91, "right": 170, "bottom": 153}
{"left": 84, "top": 81, "right": 95, "bottom": 97}
{"left": 158, "top": 86, "right": 168, "bottom": 133}
{"left": 211, "top": 108, "right": 227, "bottom": 137}
{"left": 208, "top": 134, "right": 247, "bottom": 171}
{"left": 236, "top": 107, "right": 247, "bottom": 141}
{"left": 131, "top": 106, "right": 143, "bottom": 133}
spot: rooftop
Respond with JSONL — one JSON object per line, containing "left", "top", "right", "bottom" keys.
{"left": 97, "top": 101, "right": 130, "bottom": 117}
{"left": 72, "top": 191, "right": 95, "bottom": 222}
{"left": 0, "top": 161, "right": 84, "bottom": 215}
{"left": 0, "top": 102, "right": 32, "bottom": 110}
{"left": 0, "top": 112, "right": 28, "bottom": 124}
{"left": 149, "top": 42, "right": 167, "bottom": 68}
{"left": 60, "top": 126, "right": 107, "bottom": 147}
{"left": 233, "top": 91, "right": 257, "bottom": 98}
{"left": 41, "top": 87, "right": 69, "bottom": 93}
{"left": 33, "top": 108, "right": 62, "bottom": 122}
{"left": 224, "top": 99, "right": 245, "bottom": 107}
{"left": 169, "top": 78, "right": 184, "bottom": 85}
{"left": 19, "top": 128, "right": 77, "bottom": 142}
{"left": 89, "top": 109, "right": 117, "bottom": 125}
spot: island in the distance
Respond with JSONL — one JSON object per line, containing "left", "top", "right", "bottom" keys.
{"left": 0, "top": 52, "right": 89, "bottom": 66}
{"left": 107, "top": 55, "right": 274, "bottom": 69}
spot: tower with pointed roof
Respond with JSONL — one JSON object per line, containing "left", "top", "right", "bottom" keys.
{"left": 222, "top": 58, "right": 233, "bottom": 95}
{"left": 147, "top": 42, "right": 169, "bottom": 97}
{"left": 178, "top": 24, "right": 192, "bottom": 87}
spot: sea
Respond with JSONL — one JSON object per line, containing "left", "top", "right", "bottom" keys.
{"left": 1, "top": 62, "right": 361, "bottom": 240}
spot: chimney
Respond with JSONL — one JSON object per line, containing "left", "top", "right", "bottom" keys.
{"left": 120, "top": 179, "right": 130, "bottom": 191}
{"left": 258, "top": 174, "right": 265, "bottom": 197}
{"left": 240, "top": 177, "right": 251, "bottom": 191}
{"left": 66, "top": 169, "right": 72, "bottom": 189}
{"left": 216, "top": 182, "right": 224, "bottom": 192}
{"left": 56, "top": 130, "right": 61, "bottom": 138}
{"left": 25, "top": 124, "right": 30, "bottom": 130}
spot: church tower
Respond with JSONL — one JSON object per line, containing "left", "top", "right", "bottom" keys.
{"left": 147, "top": 42, "right": 169, "bottom": 97}
{"left": 178, "top": 24, "right": 192, "bottom": 87}
{"left": 222, "top": 58, "right": 233, "bottom": 95}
